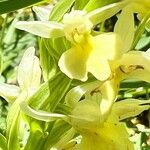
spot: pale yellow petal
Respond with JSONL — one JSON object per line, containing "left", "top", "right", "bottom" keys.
{"left": 69, "top": 99, "right": 102, "bottom": 132}
{"left": 114, "top": 6, "right": 134, "bottom": 52}
{"left": 93, "top": 33, "right": 123, "bottom": 60}
{"left": 76, "top": 123, "right": 134, "bottom": 150}
{"left": 87, "top": 55, "right": 111, "bottom": 81}
{"left": 58, "top": 45, "right": 90, "bottom": 81}
{"left": 86, "top": 33, "right": 123, "bottom": 81}
{"left": 98, "top": 79, "right": 119, "bottom": 120}
{"left": 15, "top": 21, "right": 64, "bottom": 38}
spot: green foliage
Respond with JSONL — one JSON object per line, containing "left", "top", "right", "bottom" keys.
{"left": 84, "top": 0, "right": 120, "bottom": 12}
{"left": 0, "top": 0, "right": 49, "bottom": 15}
{"left": 49, "top": 0, "right": 75, "bottom": 21}
{"left": 0, "top": 0, "right": 150, "bottom": 150}
{"left": 0, "top": 132, "right": 7, "bottom": 150}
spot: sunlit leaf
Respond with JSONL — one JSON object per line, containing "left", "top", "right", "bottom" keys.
{"left": 84, "top": 0, "right": 120, "bottom": 12}
{"left": 0, "top": 133, "right": 8, "bottom": 150}
{"left": 6, "top": 100, "right": 22, "bottom": 150}
{"left": 44, "top": 120, "right": 71, "bottom": 149}
{"left": 40, "top": 39, "right": 57, "bottom": 81}
{"left": 75, "top": 0, "right": 90, "bottom": 10}
{"left": 49, "top": 0, "right": 75, "bottom": 21}
{"left": 28, "top": 72, "right": 71, "bottom": 112}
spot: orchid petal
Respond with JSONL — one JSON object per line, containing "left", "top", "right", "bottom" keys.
{"left": 58, "top": 45, "right": 90, "bottom": 81}
{"left": 15, "top": 21, "right": 64, "bottom": 38}
{"left": 87, "top": 33, "right": 123, "bottom": 81}
{"left": 99, "top": 79, "right": 118, "bottom": 119}
{"left": 75, "top": 123, "right": 134, "bottom": 150}
{"left": 114, "top": 6, "right": 135, "bottom": 52}
{"left": 93, "top": 33, "right": 123, "bottom": 60}
{"left": 69, "top": 99, "right": 103, "bottom": 132}
{"left": 87, "top": 56, "right": 111, "bottom": 81}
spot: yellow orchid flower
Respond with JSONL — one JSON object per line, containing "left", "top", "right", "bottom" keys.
{"left": 112, "top": 49, "right": 150, "bottom": 84}
{"left": 15, "top": 8, "right": 150, "bottom": 82}
{"left": 110, "top": 3, "right": 150, "bottom": 87}
{"left": 66, "top": 92, "right": 150, "bottom": 150}
{"left": 60, "top": 9, "right": 150, "bottom": 84}
{"left": 58, "top": 10, "right": 123, "bottom": 81}
{"left": 15, "top": 10, "right": 123, "bottom": 81}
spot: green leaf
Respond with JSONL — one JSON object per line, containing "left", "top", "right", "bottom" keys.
{"left": 43, "top": 37, "right": 71, "bottom": 60}
{"left": 27, "top": 81, "right": 50, "bottom": 109}
{"left": 6, "top": 102, "right": 21, "bottom": 150}
{"left": 0, "top": 0, "right": 48, "bottom": 15}
{"left": 50, "top": 128, "right": 75, "bottom": 149}
{"left": 43, "top": 39, "right": 60, "bottom": 60}
{"left": 52, "top": 37, "right": 71, "bottom": 57}
{"left": 136, "top": 36, "right": 150, "bottom": 50}
{"left": 74, "top": 0, "right": 90, "bottom": 9}
{"left": 131, "top": 12, "right": 150, "bottom": 50}
{"left": 43, "top": 120, "right": 71, "bottom": 149}
{"left": 24, "top": 130, "right": 45, "bottom": 150}
{"left": 23, "top": 116, "right": 46, "bottom": 150}
{"left": 28, "top": 72, "right": 71, "bottom": 112}
{"left": 0, "top": 133, "right": 8, "bottom": 150}
{"left": 6, "top": 92, "right": 27, "bottom": 150}
{"left": 84, "top": 0, "right": 120, "bottom": 12}
{"left": 49, "top": 0, "right": 75, "bottom": 21}
{"left": 40, "top": 39, "right": 57, "bottom": 81}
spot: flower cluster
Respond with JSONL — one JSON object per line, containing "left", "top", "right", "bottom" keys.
{"left": 5, "top": 1, "right": 150, "bottom": 149}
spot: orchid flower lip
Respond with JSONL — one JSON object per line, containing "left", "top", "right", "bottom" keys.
{"left": 62, "top": 10, "right": 93, "bottom": 43}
